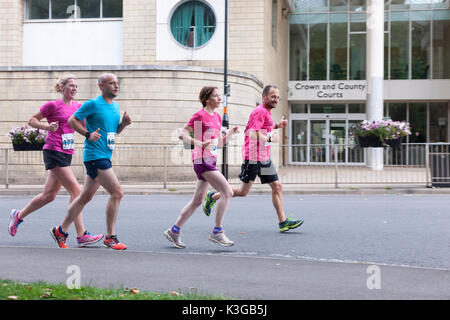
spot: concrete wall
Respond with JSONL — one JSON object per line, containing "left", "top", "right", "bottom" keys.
{"left": 0, "top": 0, "right": 23, "bottom": 66}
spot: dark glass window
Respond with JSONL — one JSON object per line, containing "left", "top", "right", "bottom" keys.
{"left": 78, "top": 0, "right": 100, "bottom": 18}
{"left": 26, "top": 0, "right": 122, "bottom": 20}
{"left": 52, "top": 0, "right": 73, "bottom": 19}
{"left": 411, "top": 11, "right": 431, "bottom": 79}
{"left": 309, "top": 14, "right": 327, "bottom": 80}
{"left": 103, "top": 0, "right": 123, "bottom": 18}
{"left": 390, "top": 12, "right": 410, "bottom": 79}
{"left": 27, "top": 0, "right": 49, "bottom": 19}
{"left": 289, "top": 15, "right": 308, "bottom": 81}
{"left": 409, "top": 103, "right": 427, "bottom": 143}
{"left": 310, "top": 104, "right": 345, "bottom": 113}
{"left": 432, "top": 10, "right": 450, "bottom": 79}
{"left": 330, "top": 13, "right": 348, "bottom": 80}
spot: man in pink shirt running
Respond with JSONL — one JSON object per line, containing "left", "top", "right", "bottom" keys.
{"left": 203, "top": 85, "right": 304, "bottom": 232}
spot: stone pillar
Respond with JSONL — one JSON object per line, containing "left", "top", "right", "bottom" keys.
{"left": 366, "top": 0, "right": 384, "bottom": 170}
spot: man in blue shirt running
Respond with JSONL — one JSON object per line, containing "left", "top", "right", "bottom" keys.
{"left": 50, "top": 73, "right": 131, "bottom": 250}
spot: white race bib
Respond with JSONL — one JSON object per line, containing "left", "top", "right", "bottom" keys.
{"left": 61, "top": 133, "right": 74, "bottom": 150}
{"left": 107, "top": 132, "right": 116, "bottom": 150}
{"left": 210, "top": 138, "right": 219, "bottom": 156}
{"left": 265, "top": 132, "right": 273, "bottom": 146}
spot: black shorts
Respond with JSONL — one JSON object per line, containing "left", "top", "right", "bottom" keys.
{"left": 84, "top": 158, "right": 112, "bottom": 180}
{"left": 239, "top": 159, "right": 279, "bottom": 184}
{"left": 43, "top": 150, "right": 72, "bottom": 170}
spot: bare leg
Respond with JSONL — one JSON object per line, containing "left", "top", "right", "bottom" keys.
{"left": 175, "top": 179, "right": 209, "bottom": 228}
{"left": 50, "top": 166, "right": 87, "bottom": 237}
{"left": 95, "top": 168, "right": 124, "bottom": 236}
{"left": 268, "top": 180, "right": 286, "bottom": 223}
{"left": 19, "top": 170, "right": 61, "bottom": 219}
{"left": 211, "top": 180, "right": 253, "bottom": 201}
{"left": 61, "top": 175, "right": 100, "bottom": 234}
{"left": 201, "top": 170, "right": 234, "bottom": 228}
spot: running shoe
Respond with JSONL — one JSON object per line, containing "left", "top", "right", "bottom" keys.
{"left": 50, "top": 226, "right": 68, "bottom": 248}
{"left": 203, "top": 191, "right": 216, "bottom": 216}
{"left": 164, "top": 229, "right": 186, "bottom": 249}
{"left": 208, "top": 230, "right": 234, "bottom": 247}
{"left": 103, "top": 235, "right": 127, "bottom": 250}
{"left": 279, "top": 217, "right": 304, "bottom": 232}
{"left": 8, "top": 209, "right": 23, "bottom": 237}
{"left": 77, "top": 231, "right": 104, "bottom": 248}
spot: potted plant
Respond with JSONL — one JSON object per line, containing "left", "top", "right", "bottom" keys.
{"left": 350, "top": 119, "right": 411, "bottom": 148}
{"left": 8, "top": 125, "right": 47, "bottom": 151}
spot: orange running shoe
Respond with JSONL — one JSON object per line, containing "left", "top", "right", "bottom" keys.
{"left": 50, "top": 226, "right": 68, "bottom": 248}
{"left": 103, "top": 235, "right": 127, "bottom": 250}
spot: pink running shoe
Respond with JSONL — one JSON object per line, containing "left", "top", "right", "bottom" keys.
{"left": 77, "top": 231, "right": 104, "bottom": 248}
{"left": 8, "top": 209, "right": 23, "bottom": 237}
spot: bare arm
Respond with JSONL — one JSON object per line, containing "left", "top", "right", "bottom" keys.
{"left": 68, "top": 115, "right": 101, "bottom": 141}
{"left": 249, "top": 130, "right": 271, "bottom": 143}
{"left": 219, "top": 126, "right": 240, "bottom": 147}
{"left": 273, "top": 115, "right": 287, "bottom": 130}
{"left": 117, "top": 111, "right": 131, "bottom": 135}
{"left": 178, "top": 124, "right": 212, "bottom": 148}
{"left": 28, "top": 112, "right": 58, "bottom": 132}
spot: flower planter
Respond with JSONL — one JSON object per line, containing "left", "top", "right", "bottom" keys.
{"left": 12, "top": 142, "right": 45, "bottom": 151}
{"left": 357, "top": 136, "right": 402, "bottom": 148}
{"left": 357, "top": 136, "right": 383, "bottom": 148}
{"left": 386, "top": 138, "right": 402, "bottom": 149}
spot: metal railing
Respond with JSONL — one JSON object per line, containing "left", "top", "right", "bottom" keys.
{"left": 1, "top": 143, "right": 449, "bottom": 188}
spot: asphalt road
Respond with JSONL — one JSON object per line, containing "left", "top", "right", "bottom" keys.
{"left": 0, "top": 194, "right": 449, "bottom": 299}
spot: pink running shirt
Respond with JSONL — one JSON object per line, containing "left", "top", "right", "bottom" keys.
{"left": 243, "top": 104, "right": 274, "bottom": 162}
{"left": 40, "top": 99, "right": 81, "bottom": 155}
{"left": 186, "top": 108, "right": 222, "bottom": 163}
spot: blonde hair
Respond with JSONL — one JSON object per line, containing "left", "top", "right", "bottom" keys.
{"left": 54, "top": 74, "right": 77, "bottom": 93}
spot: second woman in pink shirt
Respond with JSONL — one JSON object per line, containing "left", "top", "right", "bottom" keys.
{"left": 164, "top": 86, "right": 239, "bottom": 248}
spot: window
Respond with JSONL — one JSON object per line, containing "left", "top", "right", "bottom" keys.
{"left": 290, "top": 1, "right": 449, "bottom": 80}
{"left": 432, "top": 10, "right": 450, "bottom": 78}
{"left": 25, "top": 0, "right": 122, "bottom": 20}
{"left": 170, "top": 1, "right": 216, "bottom": 48}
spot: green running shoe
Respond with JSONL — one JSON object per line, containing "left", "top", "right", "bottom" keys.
{"left": 203, "top": 191, "right": 216, "bottom": 216}
{"left": 279, "top": 217, "right": 304, "bottom": 232}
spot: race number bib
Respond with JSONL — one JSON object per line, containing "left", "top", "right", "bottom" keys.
{"left": 61, "top": 133, "right": 74, "bottom": 150}
{"left": 265, "top": 132, "right": 272, "bottom": 147}
{"left": 210, "top": 138, "right": 219, "bottom": 156}
{"left": 107, "top": 132, "right": 116, "bottom": 150}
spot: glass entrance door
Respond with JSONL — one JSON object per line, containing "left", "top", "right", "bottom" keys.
{"left": 310, "top": 120, "right": 327, "bottom": 162}
{"left": 329, "top": 120, "right": 346, "bottom": 163}
{"left": 290, "top": 118, "right": 365, "bottom": 164}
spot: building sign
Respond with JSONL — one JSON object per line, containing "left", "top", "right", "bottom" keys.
{"left": 288, "top": 81, "right": 366, "bottom": 101}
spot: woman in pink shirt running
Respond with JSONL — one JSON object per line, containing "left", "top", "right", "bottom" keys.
{"left": 164, "top": 86, "right": 239, "bottom": 248}
{"left": 8, "top": 74, "right": 103, "bottom": 248}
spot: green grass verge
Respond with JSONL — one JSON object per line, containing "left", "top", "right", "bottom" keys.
{"left": 0, "top": 280, "right": 231, "bottom": 300}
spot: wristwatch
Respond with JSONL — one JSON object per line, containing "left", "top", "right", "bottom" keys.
{"left": 84, "top": 131, "right": 90, "bottom": 139}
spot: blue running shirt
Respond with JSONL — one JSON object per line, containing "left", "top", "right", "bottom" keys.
{"left": 74, "top": 95, "right": 121, "bottom": 161}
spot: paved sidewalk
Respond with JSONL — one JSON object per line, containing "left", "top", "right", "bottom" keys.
{"left": 1, "top": 183, "right": 450, "bottom": 196}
